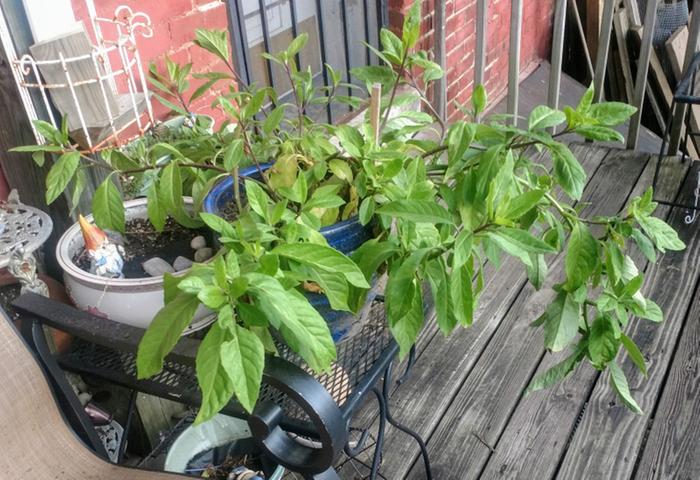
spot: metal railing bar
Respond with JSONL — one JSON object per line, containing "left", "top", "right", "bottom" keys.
{"left": 314, "top": 0, "right": 333, "bottom": 122}
{"left": 627, "top": 0, "right": 659, "bottom": 149}
{"left": 593, "top": 0, "right": 615, "bottom": 103}
{"left": 507, "top": 0, "right": 523, "bottom": 123}
{"left": 362, "top": 0, "right": 371, "bottom": 66}
{"left": 288, "top": 0, "right": 301, "bottom": 71}
{"left": 226, "top": 0, "right": 251, "bottom": 85}
{"left": 548, "top": 0, "right": 566, "bottom": 113}
{"left": 668, "top": 0, "right": 700, "bottom": 154}
{"left": 258, "top": 0, "right": 277, "bottom": 90}
{"left": 339, "top": 0, "right": 354, "bottom": 103}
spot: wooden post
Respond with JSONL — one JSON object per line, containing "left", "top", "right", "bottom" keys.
{"left": 433, "top": 0, "right": 446, "bottom": 121}
{"left": 475, "top": 0, "right": 487, "bottom": 120}
{"left": 548, "top": 0, "right": 567, "bottom": 111}
{"left": 586, "top": 0, "right": 601, "bottom": 60}
{"left": 668, "top": 0, "right": 700, "bottom": 155}
{"left": 627, "top": 0, "right": 659, "bottom": 150}
{"left": 370, "top": 83, "right": 381, "bottom": 146}
{"left": 593, "top": 0, "right": 615, "bottom": 103}
{"left": 613, "top": 10, "right": 635, "bottom": 103}
{"left": 507, "top": 0, "right": 523, "bottom": 123}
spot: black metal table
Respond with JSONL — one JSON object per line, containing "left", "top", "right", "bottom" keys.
{"left": 13, "top": 292, "right": 432, "bottom": 480}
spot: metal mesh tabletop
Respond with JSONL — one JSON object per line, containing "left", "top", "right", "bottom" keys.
{"left": 56, "top": 299, "right": 395, "bottom": 432}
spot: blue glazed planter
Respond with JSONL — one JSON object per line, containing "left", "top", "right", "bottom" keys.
{"left": 203, "top": 163, "right": 376, "bottom": 342}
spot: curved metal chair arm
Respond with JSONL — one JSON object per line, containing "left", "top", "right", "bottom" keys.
{"left": 248, "top": 356, "right": 346, "bottom": 479}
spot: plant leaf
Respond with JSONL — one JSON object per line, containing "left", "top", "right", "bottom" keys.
{"left": 273, "top": 243, "right": 370, "bottom": 288}
{"left": 542, "top": 292, "right": 581, "bottom": 352}
{"left": 526, "top": 342, "right": 586, "bottom": 394}
{"left": 137, "top": 293, "right": 201, "bottom": 379}
{"left": 621, "top": 333, "right": 647, "bottom": 377}
{"left": 194, "top": 322, "right": 235, "bottom": 424}
{"left": 389, "top": 282, "right": 424, "bottom": 358}
{"left": 550, "top": 142, "right": 586, "bottom": 200}
{"left": 45, "top": 151, "right": 80, "bottom": 204}
{"left": 92, "top": 176, "right": 125, "bottom": 233}
{"left": 378, "top": 200, "right": 454, "bottom": 224}
{"left": 528, "top": 105, "right": 566, "bottom": 130}
{"left": 566, "top": 222, "right": 599, "bottom": 289}
{"left": 220, "top": 324, "right": 265, "bottom": 413}
{"left": 608, "top": 362, "right": 643, "bottom": 414}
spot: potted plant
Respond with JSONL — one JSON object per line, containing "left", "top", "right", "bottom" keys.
{"left": 13, "top": 1, "right": 684, "bottom": 427}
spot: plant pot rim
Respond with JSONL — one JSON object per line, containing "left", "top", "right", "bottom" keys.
{"left": 56, "top": 197, "right": 195, "bottom": 287}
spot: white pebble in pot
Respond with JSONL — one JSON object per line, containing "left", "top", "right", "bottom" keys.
{"left": 190, "top": 235, "right": 207, "bottom": 250}
{"left": 142, "top": 257, "right": 175, "bottom": 276}
{"left": 194, "top": 247, "right": 213, "bottom": 263}
{"left": 173, "top": 256, "right": 194, "bottom": 271}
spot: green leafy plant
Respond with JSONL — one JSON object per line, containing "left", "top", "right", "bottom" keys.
{"left": 12, "top": 1, "right": 684, "bottom": 423}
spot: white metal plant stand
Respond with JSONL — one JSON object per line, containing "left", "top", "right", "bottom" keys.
{"left": 3, "top": 1, "right": 155, "bottom": 152}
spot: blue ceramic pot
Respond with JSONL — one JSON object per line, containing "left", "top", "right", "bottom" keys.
{"left": 203, "top": 163, "right": 376, "bottom": 342}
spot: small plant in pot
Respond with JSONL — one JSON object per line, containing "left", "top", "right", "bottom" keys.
{"left": 15, "top": 1, "right": 685, "bottom": 428}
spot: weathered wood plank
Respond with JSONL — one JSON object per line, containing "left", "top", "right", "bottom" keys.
{"left": 634, "top": 268, "right": 700, "bottom": 479}
{"left": 555, "top": 162, "right": 700, "bottom": 479}
{"left": 404, "top": 149, "right": 650, "bottom": 479}
{"left": 478, "top": 153, "right": 689, "bottom": 480}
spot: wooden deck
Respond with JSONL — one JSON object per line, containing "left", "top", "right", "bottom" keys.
{"left": 336, "top": 144, "right": 700, "bottom": 479}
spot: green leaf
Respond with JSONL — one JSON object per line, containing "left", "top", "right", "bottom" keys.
{"left": 637, "top": 215, "right": 685, "bottom": 253}
{"left": 358, "top": 197, "right": 375, "bottom": 225}
{"left": 308, "top": 268, "right": 350, "bottom": 312}
{"left": 32, "top": 151, "right": 45, "bottom": 167}
{"left": 526, "top": 342, "right": 586, "bottom": 394}
{"left": 503, "top": 190, "right": 545, "bottom": 220}
{"left": 220, "top": 324, "right": 265, "bottom": 413}
{"left": 335, "top": 125, "right": 364, "bottom": 158}
{"left": 350, "top": 238, "right": 399, "bottom": 281}
{"left": 528, "top": 105, "right": 566, "bottom": 130}
{"left": 194, "top": 28, "right": 230, "bottom": 63}
{"left": 287, "top": 33, "right": 309, "bottom": 57}
{"left": 386, "top": 249, "right": 430, "bottom": 324}
{"left": 608, "top": 362, "right": 643, "bottom": 414}
{"left": 378, "top": 200, "right": 454, "bottom": 224}
{"left": 402, "top": 0, "right": 421, "bottom": 49}
{"left": 263, "top": 105, "right": 286, "bottom": 134}
{"left": 380, "top": 28, "right": 403, "bottom": 64}
{"left": 574, "top": 125, "right": 625, "bottom": 143}
{"left": 272, "top": 243, "right": 369, "bottom": 288}
{"left": 147, "top": 183, "right": 167, "bottom": 232}
{"left": 244, "top": 179, "right": 271, "bottom": 219}
{"left": 351, "top": 65, "right": 397, "bottom": 88}
{"left": 588, "top": 315, "right": 619, "bottom": 368}
{"left": 194, "top": 322, "right": 235, "bottom": 424}
{"left": 550, "top": 142, "right": 586, "bottom": 200}
{"left": 639, "top": 299, "right": 663, "bottom": 323}
{"left": 137, "top": 293, "right": 201, "bottom": 379}
{"left": 472, "top": 85, "right": 487, "bottom": 117}
{"left": 390, "top": 282, "right": 424, "bottom": 358}
{"left": 631, "top": 228, "right": 656, "bottom": 263}
{"left": 577, "top": 83, "right": 594, "bottom": 114}
{"left": 70, "top": 169, "right": 86, "bottom": 214}
{"left": 425, "top": 258, "right": 456, "bottom": 335}
{"left": 329, "top": 159, "right": 353, "bottom": 182}
{"left": 487, "top": 228, "right": 556, "bottom": 267}
{"left": 92, "top": 176, "right": 125, "bottom": 233}
{"left": 224, "top": 139, "right": 244, "bottom": 172}
{"left": 621, "top": 333, "right": 647, "bottom": 377}
{"left": 45, "top": 151, "right": 80, "bottom": 204}
{"left": 542, "top": 292, "right": 581, "bottom": 352}
{"left": 446, "top": 121, "right": 474, "bottom": 168}
{"left": 160, "top": 161, "right": 183, "bottom": 213}
{"left": 278, "top": 288, "right": 336, "bottom": 373}
{"left": 526, "top": 253, "right": 548, "bottom": 290}
{"left": 566, "top": 222, "right": 599, "bottom": 289}
{"left": 197, "top": 285, "right": 227, "bottom": 309}
{"left": 453, "top": 230, "right": 473, "bottom": 270}
{"left": 450, "top": 262, "right": 474, "bottom": 326}
{"left": 588, "top": 102, "right": 637, "bottom": 126}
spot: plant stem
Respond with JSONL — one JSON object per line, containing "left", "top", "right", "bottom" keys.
{"left": 233, "top": 166, "right": 243, "bottom": 213}
{"left": 379, "top": 53, "right": 408, "bottom": 134}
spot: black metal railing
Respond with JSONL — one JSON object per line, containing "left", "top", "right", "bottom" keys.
{"left": 225, "top": 0, "right": 387, "bottom": 122}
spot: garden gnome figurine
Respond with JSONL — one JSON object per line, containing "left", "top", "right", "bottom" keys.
{"left": 78, "top": 215, "right": 125, "bottom": 278}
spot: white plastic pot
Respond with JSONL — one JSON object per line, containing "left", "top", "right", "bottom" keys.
{"left": 56, "top": 198, "right": 213, "bottom": 331}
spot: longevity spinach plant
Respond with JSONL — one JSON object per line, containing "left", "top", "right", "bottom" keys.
{"left": 12, "top": 1, "right": 684, "bottom": 423}
{"left": 136, "top": 1, "right": 682, "bottom": 423}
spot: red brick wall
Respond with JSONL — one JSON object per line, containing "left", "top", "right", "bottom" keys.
{"left": 71, "top": 0, "right": 231, "bottom": 121}
{"left": 69, "top": 0, "right": 553, "bottom": 124}
{"left": 389, "top": 0, "right": 555, "bottom": 121}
